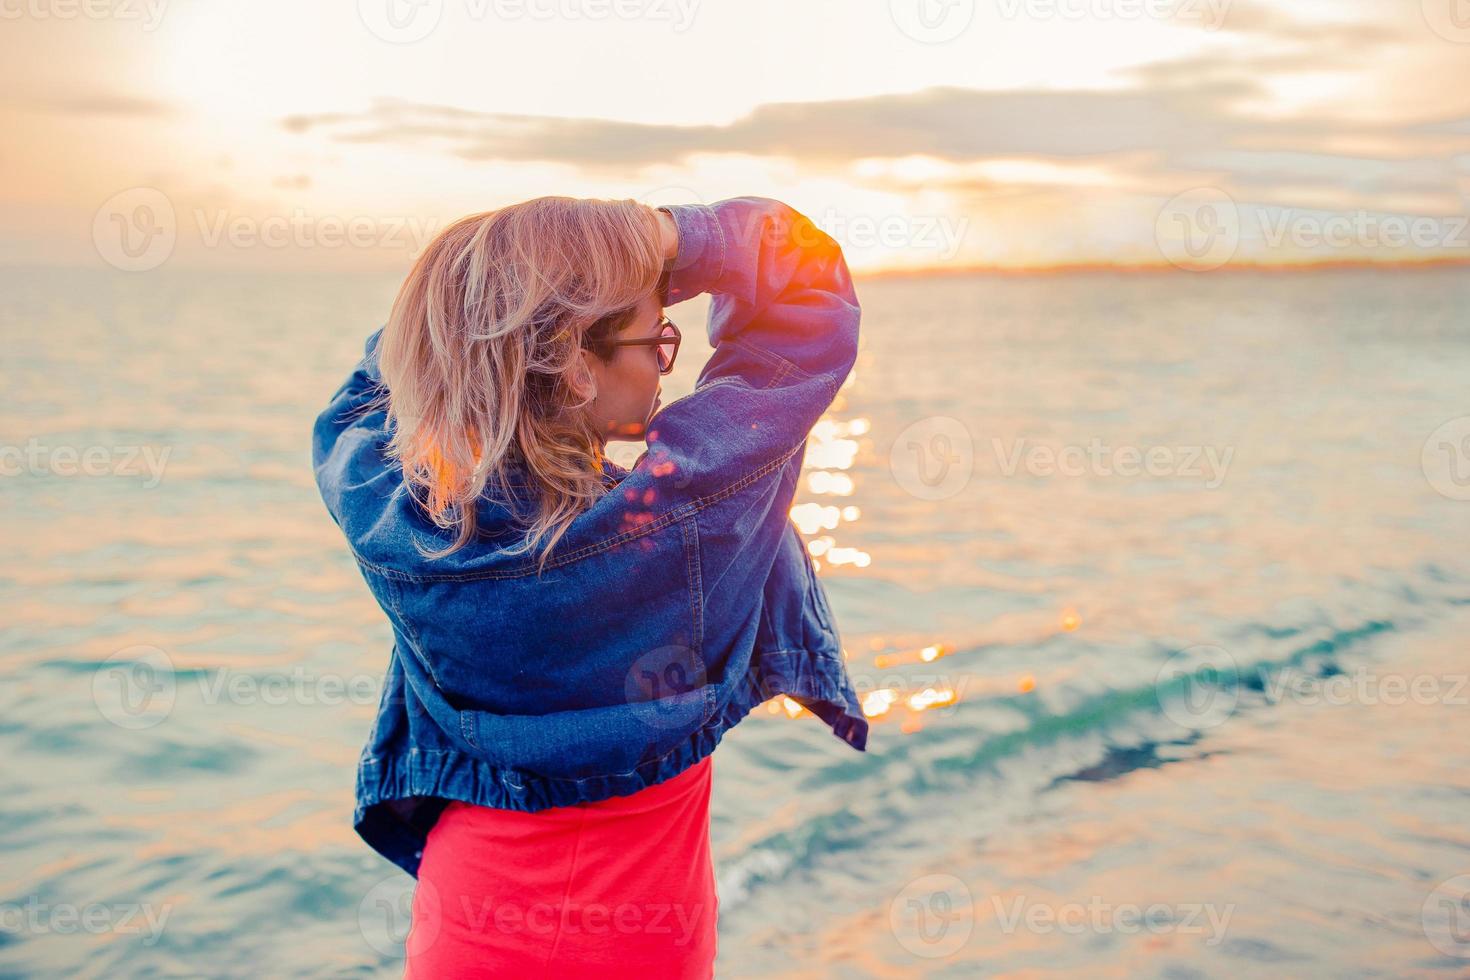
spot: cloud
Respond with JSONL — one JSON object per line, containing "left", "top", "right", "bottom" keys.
{"left": 1208, "top": 0, "right": 1403, "bottom": 46}
{"left": 282, "top": 83, "right": 1279, "bottom": 165}
{"left": 278, "top": 0, "right": 1469, "bottom": 219}
{"left": 280, "top": 82, "right": 1467, "bottom": 206}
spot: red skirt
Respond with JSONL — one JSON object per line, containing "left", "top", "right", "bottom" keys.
{"left": 405, "top": 753, "right": 717, "bottom": 978}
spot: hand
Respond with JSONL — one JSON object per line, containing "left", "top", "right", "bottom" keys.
{"left": 655, "top": 208, "right": 679, "bottom": 262}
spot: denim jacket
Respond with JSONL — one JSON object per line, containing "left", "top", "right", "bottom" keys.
{"left": 311, "top": 196, "right": 868, "bottom": 877}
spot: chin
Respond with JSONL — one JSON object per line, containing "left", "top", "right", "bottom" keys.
{"left": 606, "top": 421, "right": 647, "bottom": 443}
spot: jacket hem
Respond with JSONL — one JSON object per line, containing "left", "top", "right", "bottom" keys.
{"left": 354, "top": 648, "right": 869, "bottom": 877}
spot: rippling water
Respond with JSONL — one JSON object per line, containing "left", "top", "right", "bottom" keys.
{"left": 3, "top": 266, "right": 1469, "bottom": 977}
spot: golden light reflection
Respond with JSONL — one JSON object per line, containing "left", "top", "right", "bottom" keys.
{"left": 794, "top": 406, "right": 867, "bottom": 574}
{"left": 876, "top": 643, "right": 950, "bottom": 669}
{"left": 862, "top": 688, "right": 898, "bottom": 717}
{"left": 907, "top": 687, "right": 957, "bottom": 711}
{"left": 820, "top": 546, "right": 871, "bottom": 569}
{"left": 805, "top": 471, "right": 855, "bottom": 495}
{"left": 791, "top": 502, "right": 842, "bottom": 535}
{"left": 770, "top": 383, "right": 960, "bottom": 731}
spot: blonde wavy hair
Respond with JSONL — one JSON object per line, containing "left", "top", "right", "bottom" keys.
{"left": 375, "top": 196, "right": 665, "bottom": 572}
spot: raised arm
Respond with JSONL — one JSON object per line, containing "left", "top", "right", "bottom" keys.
{"left": 631, "top": 196, "right": 860, "bottom": 502}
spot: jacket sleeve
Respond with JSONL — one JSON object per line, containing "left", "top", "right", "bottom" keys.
{"left": 636, "top": 196, "right": 860, "bottom": 503}
{"left": 310, "top": 327, "right": 393, "bottom": 534}
{"left": 624, "top": 198, "right": 862, "bottom": 704}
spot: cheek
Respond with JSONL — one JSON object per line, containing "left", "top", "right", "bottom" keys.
{"left": 627, "top": 354, "right": 659, "bottom": 391}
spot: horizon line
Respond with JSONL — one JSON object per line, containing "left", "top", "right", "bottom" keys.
{"left": 1, "top": 256, "right": 1468, "bottom": 278}
{"left": 856, "top": 256, "right": 1470, "bottom": 280}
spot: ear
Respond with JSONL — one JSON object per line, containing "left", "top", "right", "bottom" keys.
{"left": 571, "top": 348, "right": 600, "bottom": 403}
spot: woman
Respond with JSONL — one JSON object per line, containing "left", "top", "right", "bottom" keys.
{"left": 311, "top": 195, "right": 869, "bottom": 976}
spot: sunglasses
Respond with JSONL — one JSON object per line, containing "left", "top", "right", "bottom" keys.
{"left": 586, "top": 314, "right": 683, "bottom": 375}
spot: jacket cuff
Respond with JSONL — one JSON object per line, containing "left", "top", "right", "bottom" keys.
{"left": 656, "top": 203, "right": 725, "bottom": 306}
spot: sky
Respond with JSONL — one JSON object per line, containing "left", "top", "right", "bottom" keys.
{"left": 2, "top": 0, "right": 1469, "bottom": 272}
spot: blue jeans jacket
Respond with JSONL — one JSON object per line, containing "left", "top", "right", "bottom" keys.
{"left": 312, "top": 196, "right": 868, "bottom": 876}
